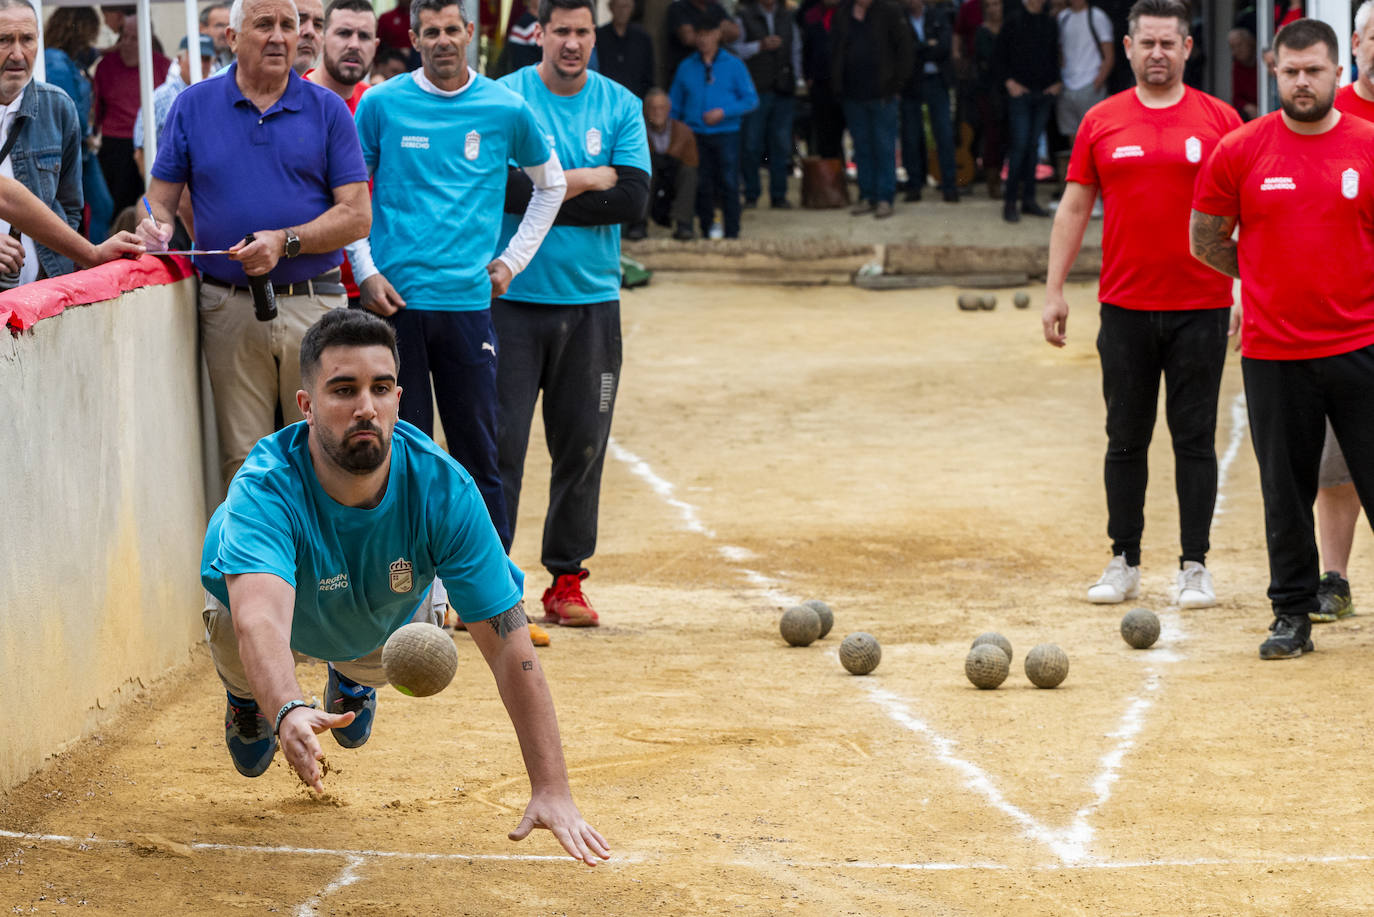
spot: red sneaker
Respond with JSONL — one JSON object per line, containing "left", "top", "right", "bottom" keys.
{"left": 542, "top": 571, "right": 600, "bottom": 627}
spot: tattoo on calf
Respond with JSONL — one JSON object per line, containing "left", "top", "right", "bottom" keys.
{"left": 488, "top": 601, "right": 527, "bottom": 640}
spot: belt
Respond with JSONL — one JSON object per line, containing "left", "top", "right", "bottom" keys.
{"left": 201, "top": 269, "right": 346, "bottom": 297}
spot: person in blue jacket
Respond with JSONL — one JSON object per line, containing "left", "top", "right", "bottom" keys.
{"left": 669, "top": 15, "right": 757, "bottom": 238}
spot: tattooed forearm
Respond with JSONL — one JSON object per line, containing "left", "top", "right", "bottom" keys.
{"left": 1189, "top": 210, "right": 1240, "bottom": 279}
{"left": 488, "top": 600, "right": 528, "bottom": 640}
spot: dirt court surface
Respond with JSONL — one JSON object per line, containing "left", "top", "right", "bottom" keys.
{"left": 4, "top": 278, "right": 1374, "bottom": 915}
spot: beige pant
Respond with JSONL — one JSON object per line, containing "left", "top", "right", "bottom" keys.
{"left": 199, "top": 281, "right": 345, "bottom": 488}
{"left": 203, "top": 593, "right": 440, "bottom": 700}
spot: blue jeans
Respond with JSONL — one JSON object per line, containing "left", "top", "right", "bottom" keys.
{"left": 842, "top": 97, "right": 898, "bottom": 205}
{"left": 900, "top": 80, "right": 957, "bottom": 195}
{"left": 695, "top": 131, "right": 742, "bottom": 238}
{"left": 82, "top": 147, "right": 114, "bottom": 242}
{"left": 1004, "top": 91, "right": 1054, "bottom": 206}
{"left": 741, "top": 92, "right": 795, "bottom": 204}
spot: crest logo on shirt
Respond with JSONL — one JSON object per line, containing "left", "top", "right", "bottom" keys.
{"left": 586, "top": 127, "right": 602, "bottom": 156}
{"left": 389, "top": 557, "right": 414, "bottom": 594}
{"left": 1185, "top": 136, "right": 1202, "bottom": 164}
{"left": 1342, "top": 168, "right": 1360, "bottom": 200}
{"left": 464, "top": 130, "right": 481, "bottom": 161}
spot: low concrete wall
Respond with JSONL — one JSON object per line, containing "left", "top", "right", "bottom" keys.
{"left": 0, "top": 279, "right": 206, "bottom": 791}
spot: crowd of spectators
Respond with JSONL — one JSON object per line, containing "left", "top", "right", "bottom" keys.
{"left": 4, "top": 0, "right": 1309, "bottom": 292}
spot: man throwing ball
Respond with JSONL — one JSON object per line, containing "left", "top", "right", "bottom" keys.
{"left": 200, "top": 309, "right": 609, "bottom": 864}
{"left": 1044, "top": 0, "right": 1240, "bottom": 609}
{"left": 1191, "top": 19, "right": 1374, "bottom": 659}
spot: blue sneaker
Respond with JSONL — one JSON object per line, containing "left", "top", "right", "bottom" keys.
{"left": 224, "top": 693, "right": 277, "bottom": 777}
{"left": 325, "top": 665, "right": 376, "bottom": 748}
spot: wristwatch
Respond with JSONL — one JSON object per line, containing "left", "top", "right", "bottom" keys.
{"left": 283, "top": 228, "right": 301, "bottom": 259}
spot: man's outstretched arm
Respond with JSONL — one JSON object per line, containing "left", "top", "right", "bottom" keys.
{"left": 465, "top": 601, "right": 611, "bottom": 866}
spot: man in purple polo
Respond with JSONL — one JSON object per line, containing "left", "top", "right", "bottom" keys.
{"left": 137, "top": 0, "right": 371, "bottom": 489}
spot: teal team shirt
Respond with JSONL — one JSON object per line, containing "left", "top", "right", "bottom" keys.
{"left": 201, "top": 421, "right": 525, "bottom": 661}
{"left": 497, "top": 66, "right": 651, "bottom": 305}
{"left": 354, "top": 72, "right": 551, "bottom": 310}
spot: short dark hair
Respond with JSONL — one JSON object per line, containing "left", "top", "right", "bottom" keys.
{"left": 538, "top": 0, "right": 594, "bottom": 26}
{"left": 1127, "top": 0, "right": 1189, "bottom": 38}
{"left": 326, "top": 0, "right": 375, "bottom": 25}
{"left": 299, "top": 310, "right": 400, "bottom": 389}
{"left": 199, "top": 2, "right": 228, "bottom": 26}
{"left": 1274, "top": 17, "right": 1339, "bottom": 63}
{"left": 410, "top": 0, "right": 464, "bottom": 33}
{"left": 374, "top": 45, "right": 410, "bottom": 68}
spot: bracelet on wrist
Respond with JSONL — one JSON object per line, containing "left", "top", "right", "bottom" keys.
{"left": 274, "top": 698, "right": 318, "bottom": 735}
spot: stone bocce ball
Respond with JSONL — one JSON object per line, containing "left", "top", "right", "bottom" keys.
{"left": 382, "top": 623, "right": 459, "bottom": 697}
{"left": 971, "top": 631, "right": 1013, "bottom": 665}
{"left": 1121, "top": 608, "right": 1161, "bottom": 649}
{"left": 780, "top": 605, "right": 822, "bottom": 646}
{"left": 803, "top": 599, "right": 834, "bottom": 639}
{"left": 1024, "top": 643, "right": 1069, "bottom": 688}
{"left": 965, "top": 643, "right": 1010, "bottom": 689}
{"left": 839, "top": 632, "right": 882, "bottom": 675}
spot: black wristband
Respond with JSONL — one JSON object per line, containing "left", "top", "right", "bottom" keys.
{"left": 274, "top": 698, "right": 317, "bottom": 735}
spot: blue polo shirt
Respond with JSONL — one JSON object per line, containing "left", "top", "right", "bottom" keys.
{"left": 152, "top": 63, "right": 369, "bottom": 286}
{"left": 496, "top": 67, "right": 651, "bottom": 305}
{"left": 669, "top": 50, "right": 758, "bottom": 135}
{"left": 354, "top": 72, "right": 551, "bottom": 311}
{"left": 201, "top": 421, "right": 525, "bottom": 661}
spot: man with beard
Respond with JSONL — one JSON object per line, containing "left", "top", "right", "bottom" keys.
{"left": 1191, "top": 18, "right": 1374, "bottom": 660}
{"left": 294, "top": 0, "right": 326, "bottom": 74}
{"left": 200, "top": 310, "right": 611, "bottom": 868}
{"left": 1043, "top": 0, "right": 1240, "bottom": 611}
{"left": 307, "top": 0, "right": 379, "bottom": 307}
{"left": 495, "top": 0, "right": 650, "bottom": 629}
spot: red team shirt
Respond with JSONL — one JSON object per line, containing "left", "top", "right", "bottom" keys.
{"left": 1335, "top": 82, "right": 1374, "bottom": 122}
{"left": 1067, "top": 87, "right": 1242, "bottom": 311}
{"left": 1192, "top": 112, "right": 1374, "bottom": 361}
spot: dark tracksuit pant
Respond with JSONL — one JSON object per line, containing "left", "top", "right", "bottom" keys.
{"left": 493, "top": 298, "right": 622, "bottom": 577}
{"left": 1096, "top": 303, "right": 1231, "bottom": 568}
{"left": 1242, "top": 343, "right": 1374, "bottom": 620}
{"left": 388, "top": 307, "right": 510, "bottom": 547}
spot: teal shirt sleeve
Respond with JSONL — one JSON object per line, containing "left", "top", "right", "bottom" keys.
{"left": 355, "top": 90, "right": 379, "bottom": 175}
{"left": 211, "top": 487, "right": 300, "bottom": 590}
{"left": 513, "top": 101, "right": 552, "bottom": 168}
{"left": 612, "top": 90, "right": 652, "bottom": 173}
{"left": 429, "top": 467, "right": 525, "bottom": 623}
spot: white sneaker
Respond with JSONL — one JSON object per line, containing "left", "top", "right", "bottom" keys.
{"left": 1087, "top": 554, "right": 1140, "bottom": 604}
{"left": 1176, "top": 561, "right": 1216, "bottom": 609}
{"left": 708, "top": 221, "right": 724, "bottom": 240}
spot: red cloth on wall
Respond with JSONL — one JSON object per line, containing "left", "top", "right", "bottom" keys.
{"left": 0, "top": 256, "right": 194, "bottom": 332}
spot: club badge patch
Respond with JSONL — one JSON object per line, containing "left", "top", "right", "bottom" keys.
{"left": 389, "top": 557, "right": 414, "bottom": 594}
{"left": 586, "top": 128, "right": 602, "bottom": 156}
{"left": 1185, "top": 136, "right": 1202, "bottom": 164}
{"left": 1343, "top": 168, "right": 1360, "bottom": 200}
{"left": 465, "top": 130, "right": 480, "bottom": 161}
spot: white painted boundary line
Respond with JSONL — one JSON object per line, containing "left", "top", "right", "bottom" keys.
{"left": 295, "top": 855, "right": 365, "bottom": 917}
{"left": 1214, "top": 392, "right": 1249, "bottom": 517}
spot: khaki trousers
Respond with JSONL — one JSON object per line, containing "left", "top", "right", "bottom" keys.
{"left": 202, "top": 593, "right": 440, "bottom": 700}
{"left": 199, "top": 281, "right": 345, "bottom": 487}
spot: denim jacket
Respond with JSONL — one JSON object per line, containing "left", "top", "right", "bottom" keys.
{"left": 10, "top": 81, "right": 84, "bottom": 277}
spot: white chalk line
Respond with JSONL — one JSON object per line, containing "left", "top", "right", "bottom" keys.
{"left": 1214, "top": 391, "right": 1248, "bottom": 517}
{"left": 0, "top": 828, "right": 639, "bottom": 865}
{"left": 609, "top": 437, "right": 799, "bottom": 606}
{"left": 764, "top": 853, "right": 1374, "bottom": 872}
{"left": 295, "top": 855, "right": 365, "bottom": 917}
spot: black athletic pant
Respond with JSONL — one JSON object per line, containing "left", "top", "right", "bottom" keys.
{"left": 494, "top": 298, "right": 621, "bottom": 577}
{"left": 1242, "top": 344, "right": 1374, "bottom": 620}
{"left": 1096, "top": 304, "right": 1230, "bottom": 568}
{"left": 98, "top": 136, "right": 144, "bottom": 216}
{"left": 388, "top": 307, "right": 509, "bottom": 547}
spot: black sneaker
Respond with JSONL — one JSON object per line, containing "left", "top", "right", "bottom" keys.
{"left": 325, "top": 665, "right": 377, "bottom": 748}
{"left": 1003, "top": 202, "right": 1021, "bottom": 223}
{"left": 224, "top": 693, "right": 277, "bottom": 777}
{"left": 1259, "top": 615, "right": 1314, "bottom": 660}
{"left": 1310, "top": 571, "right": 1354, "bottom": 623}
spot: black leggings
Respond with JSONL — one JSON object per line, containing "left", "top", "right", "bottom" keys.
{"left": 1096, "top": 303, "right": 1230, "bottom": 567}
